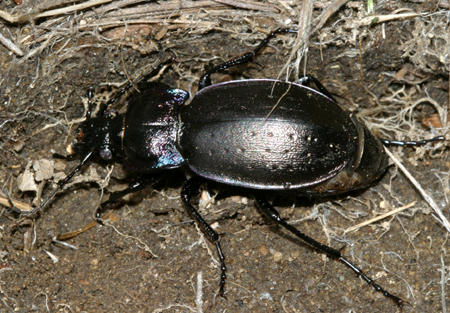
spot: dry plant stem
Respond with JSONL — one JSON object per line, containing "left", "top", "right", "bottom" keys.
{"left": 344, "top": 201, "right": 416, "bottom": 233}
{"left": 154, "top": 305, "right": 197, "bottom": 313}
{"left": 0, "top": 31, "right": 23, "bottom": 56}
{"left": 0, "top": 191, "right": 33, "bottom": 212}
{"left": 441, "top": 252, "right": 448, "bottom": 313}
{"left": 286, "top": 0, "right": 351, "bottom": 78}
{"left": 312, "top": 0, "right": 351, "bottom": 34}
{"left": 93, "top": 0, "right": 154, "bottom": 14}
{"left": 212, "top": 0, "right": 278, "bottom": 12}
{"left": 359, "top": 12, "right": 420, "bottom": 26}
{"left": 56, "top": 211, "right": 114, "bottom": 240}
{"left": 91, "top": 0, "right": 226, "bottom": 16}
{"left": 278, "top": 0, "right": 313, "bottom": 80}
{"left": 35, "top": 0, "right": 113, "bottom": 19}
{"left": 0, "top": 0, "right": 113, "bottom": 23}
{"left": 384, "top": 147, "right": 450, "bottom": 233}
{"left": 195, "top": 271, "right": 203, "bottom": 313}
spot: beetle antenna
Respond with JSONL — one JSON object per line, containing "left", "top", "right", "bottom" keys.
{"left": 86, "top": 87, "right": 95, "bottom": 119}
{"left": 26, "top": 150, "right": 94, "bottom": 216}
{"left": 381, "top": 135, "right": 445, "bottom": 146}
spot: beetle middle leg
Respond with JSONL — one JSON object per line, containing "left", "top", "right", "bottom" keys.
{"left": 181, "top": 177, "right": 227, "bottom": 297}
{"left": 254, "top": 195, "right": 404, "bottom": 307}
{"left": 199, "top": 28, "right": 297, "bottom": 90}
{"left": 295, "top": 75, "right": 337, "bottom": 102}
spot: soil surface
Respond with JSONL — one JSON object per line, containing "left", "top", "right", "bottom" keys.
{"left": 0, "top": 1, "right": 448, "bottom": 313}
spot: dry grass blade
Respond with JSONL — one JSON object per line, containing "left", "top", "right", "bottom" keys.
{"left": 384, "top": 147, "right": 450, "bottom": 233}
{"left": 344, "top": 201, "right": 417, "bottom": 233}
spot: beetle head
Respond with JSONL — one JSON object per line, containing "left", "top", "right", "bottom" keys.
{"left": 68, "top": 110, "right": 123, "bottom": 162}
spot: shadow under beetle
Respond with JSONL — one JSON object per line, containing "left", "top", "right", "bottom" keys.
{"left": 32, "top": 28, "right": 444, "bottom": 306}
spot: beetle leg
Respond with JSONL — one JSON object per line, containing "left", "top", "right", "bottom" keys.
{"left": 295, "top": 75, "right": 337, "bottom": 102}
{"left": 199, "top": 28, "right": 297, "bottom": 90}
{"left": 254, "top": 195, "right": 404, "bottom": 307}
{"left": 95, "top": 177, "right": 156, "bottom": 220}
{"left": 27, "top": 150, "right": 95, "bottom": 217}
{"left": 380, "top": 135, "right": 445, "bottom": 146}
{"left": 181, "top": 177, "right": 227, "bottom": 297}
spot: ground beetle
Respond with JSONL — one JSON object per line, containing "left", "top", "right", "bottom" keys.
{"left": 29, "top": 28, "right": 444, "bottom": 306}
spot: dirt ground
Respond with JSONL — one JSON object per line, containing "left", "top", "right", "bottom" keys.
{"left": 0, "top": 1, "right": 449, "bottom": 313}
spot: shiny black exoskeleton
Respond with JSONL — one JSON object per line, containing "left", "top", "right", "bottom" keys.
{"left": 34, "top": 29, "right": 445, "bottom": 306}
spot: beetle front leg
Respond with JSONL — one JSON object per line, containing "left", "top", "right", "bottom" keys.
{"left": 254, "top": 195, "right": 404, "bottom": 307}
{"left": 96, "top": 177, "right": 156, "bottom": 220}
{"left": 181, "top": 177, "right": 227, "bottom": 297}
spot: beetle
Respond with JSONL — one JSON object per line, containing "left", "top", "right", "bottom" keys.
{"left": 28, "top": 28, "right": 444, "bottom": 306}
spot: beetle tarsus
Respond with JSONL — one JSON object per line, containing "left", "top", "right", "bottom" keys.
{"left": 255, "top": 195, "right": 404, "bottom": 306}
{"left": 381, "top": 135, "right": 445, "bottom": 147}
{"left": 216, "top": 241, "right": 227, "bottom": 298}
{"left": 339, "top": 256, "right": 404, "bottom": 307}
{"left": 95, "top": 178, "right": 149, "bottom": 220}
{"left": 181, "top": 177, "right": 227, "bottom": 297}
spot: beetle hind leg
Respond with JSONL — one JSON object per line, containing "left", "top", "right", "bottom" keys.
{"left": 254, "top": 195, "right": 404, "bottom": 307}
{"left": 181, "top": 177, "right": 227, "bottom": 297}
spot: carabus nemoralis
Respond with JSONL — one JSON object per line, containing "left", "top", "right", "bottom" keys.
{"left": 28, "top": 28, "right": 444, "bottom": 306}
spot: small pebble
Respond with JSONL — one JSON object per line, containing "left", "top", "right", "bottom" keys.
{"left": 258, "top": 245, "right": 269, "bottom": 256}
{"left": 273, "top": 251, "right": 283, "bottom": 263}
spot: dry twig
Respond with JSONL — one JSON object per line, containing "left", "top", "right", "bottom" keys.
{"left": 0, "top": 191, "right": 33, "bottom": 212}
{"left": 0, "top": 31, "right": 23, "bottom": 56}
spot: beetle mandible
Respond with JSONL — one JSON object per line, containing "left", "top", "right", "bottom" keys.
{"left": 30, "top": 28, "right": 444, "bottom": 306}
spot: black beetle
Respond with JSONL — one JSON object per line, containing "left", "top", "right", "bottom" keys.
{"left": 29, "top": 28, "right": 444, "bottom": 306}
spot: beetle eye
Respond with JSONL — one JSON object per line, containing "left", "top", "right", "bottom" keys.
{"left": 76, "top": 129, "right": 85, "bottom": 141}
{"left": 99, "top": 148, "right": 112, "bottom": 160}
